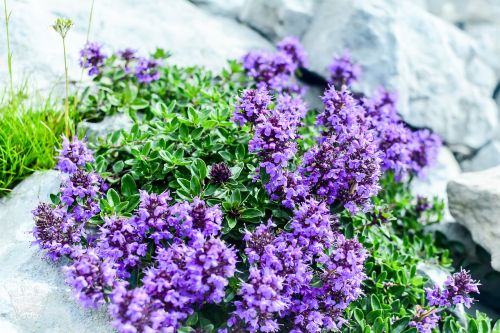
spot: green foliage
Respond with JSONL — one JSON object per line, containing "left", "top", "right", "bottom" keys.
{"left": 0, "top": 86, "right": 65, "bottom": 196}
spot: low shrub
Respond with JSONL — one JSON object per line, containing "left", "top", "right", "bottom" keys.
{"left": 31, "top": 38, "right": 498, "bottom": 333}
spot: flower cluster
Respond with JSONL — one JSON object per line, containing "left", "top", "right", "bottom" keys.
{"left": 96, "top": 216, "right": 147, "bottom": 278}
{"left": 79, "top": 42, "right": 107, "bottom": 76}
{"left": 299, "top": 130, "right": 382, "bottom": 214}
{"left": 242, "top": 37, "right": 305, "bottom": 92}
{"left": 362, "top": 87, "right": 442, "bottom": 179}
{"left": 136, "top": 190, "right": 171, "bottom": 242}
{"left": 426, "top": 269, "right": 480, "bottom": 308}
{"left": 168, "top": 197, "right": 223, "bottom": 240}
{"left": 32, "top": 203, "right": 81, "bottom": 260}
{"left": 231, "top": 217, "right": 367, "bottom": 333}
{"left": 328, "top": 52, "right": 361, "bottom": 88}
{"left": 33, "top": 136, "right": 105, "bottom": 259}
{"left": 233, "top": 88, "right": 272, "bottom": 126}
{"left": 317, "top": 85, "right": 365, "bottom": 134}
{"left": 56, "top": 136, "right": 94, "bottom": 174}
{"left": 64, "top": 248, "right": 117, "bottom": 308}
{"left": 117, "top": 48, "right": 137, "bottom": 73}
{"left": 114, "top": 233, "right": 236, "bottom": 332}
{"left": 409, "top": 307, "right": 440, "bottom": 333}
{"left": 135, "top": 57, "right": 161, "bottom": 83}
{"left": 210, "top": 162, "right": 232, "bottom": 184}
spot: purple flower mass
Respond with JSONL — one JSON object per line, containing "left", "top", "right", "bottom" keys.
{"left": 56, "top": 136, "right": 94, "bottom": 174}
{"left": 299, "top": 130, "right": 382, "bottom": 214}
{"left": 233, "top": 88, "right": 272, "bottom": 126}
{"left": 426, "top": 269, "right": 479, "bottom": 308}
{"left": 328, "top": 51, "right": 362, "bottom": 87}
{"left": 80, "top": 42, "right": 107, "bottom": 76}
{"left": 64, "top": 248, "right": 117, "bottom": 308}
{"left": 135, "top": 57, "right": 161, "bottom": 83}
{"left": 32, "top": 203, "right": 81, "bottom": 261}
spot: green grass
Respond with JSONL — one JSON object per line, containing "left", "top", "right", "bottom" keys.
{"left": 0, "top": 85, "right": 65, "bottom": 196}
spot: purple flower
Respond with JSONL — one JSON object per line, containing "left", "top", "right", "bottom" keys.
{"left": 109, "top": 282, "right": 171, "bottom": 333}
{"left": 242, "top": 51, "right": 296, "bottom": 92}
{"left": 426, "top": 269, "right": 480, "bottom": 308}
{"left": 135, "top": 57, "right": 161, "bottom": 83}
{"left": 277, "top": 37, "right": 308, "bottom": 68}
{"left": 264, "top": 170, "right": 309, "bottom": 209}
{"left": 136, "top": 190, "right": 171, "bottom": 242}
{"left": 275, "top": 94, "right": 307, "bottom": 127}
{"left": 233, "top": 88, "right": 272, "bottom": 126}
{"left": 287, "top": 234, "right": 367, "bottom": 333}
{"left": 60, "top": 169, "right": 105, "bottom": 222}
{"left": 56, "top": 136, "right": 94, "bottom": 174}
{"left": 60, "top": 170, "right": 105, "bottom": 221}
{"left": 167, "top": 198, "right": 223, "bottom": 240}
{"left": 230, "top": 266, "right": 288, "bottom": 333}
{"left": 328, "top": 51, "right": 361, "bottom": 87}
{"left": 79, "top": 42, "right": 107, "bottom": 76}
{"left": 317, "top": 85, "right": 365, "bottom": 134}
{"left": 416, "top": 195, "right": 433, "bottom": 214}
{"left": 32, "top": 203, "right": 81, "bottom": 261}
{"left": 96, "top": 216, "right": 147, "bottom": 278}
{"left": 409, "top": 129, "right": 442, "bottom": 177}
{"left": 299, "top": 130, "right": 382, "bottom": 214}
{"left": 409, "top": 307, "right": 440, "bottom": 333}
{"left": 64, "top": 248, "right": 117, "bottom": 308}
{"left": 142, "top": 234, "right": 236, "bottom": 330}
{"left": 210, "top": 162, "right": 232, "bottom": 184}
{"left": 290, "top": 198, "right": 337, "bottom": 255}
{"left": 117, "top": 48, "right": 137, "bottom": 73}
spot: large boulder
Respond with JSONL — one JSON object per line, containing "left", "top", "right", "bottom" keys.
{"left": 0, "top": 171, "right": 113, "bottom": 332}
{"left": 0, "top": 0, "right": 271, "bottom": 89}
{"left": 189, "top": 0, "right": 244, "bottom": 18}
{"left": 239, "top": 0, "right": 318, "bottom": 42}
{"left": 462, "top": 140, "right": 500, "bottom": 172}
{"left": 302, "top": 0, "right": 499, "bottom": 150}
{"left": 411, "top": 146, "right": 461, "bottom": 222}
{"left": 447, "top": 166, "right": 500, "bottom": 271}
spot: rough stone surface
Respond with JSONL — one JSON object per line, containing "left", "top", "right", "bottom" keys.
{"left": 411, "top": 146, "right": 461, "bottom": 222}
{"left": 189, "top": 0, "right": 244, "bottom": 18}
{"left": 302, "top": 0, "right": 499, "bottom": 149}
{"left": 239, "top": 0, "right": 318, "bottom": 42}
{"left": 448, "top": 166, "right": 500, "bottom": 271}
{"left": 0, "top": 0, "right": 271, "bottom": 89}
{"left": 79, "top": 113, "right": 134, "bottom": 140}
{"left": 462, "top": 140, "right": 500, "bottom": 172}
{"left": 0, "top": 171, "right": 113, "bottom": 333}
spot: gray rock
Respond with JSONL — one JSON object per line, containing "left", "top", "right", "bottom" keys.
{"left": 189, "top": 0, "right": 244, "bottom": 18}
{"left": 464, "top": 23, "right": 500, "bottom": 80}
{"left": 411, "top": 146, "right": 461, "bottom": 222}
{"left": 79, "top": 113, "right": 134, "bottom": 140}
{"left": 302, "top": 0, "right": 499, "bottom": 150}
{"left": 0, "top": 0, "right": 272, "bottom": 89}
{"left": 0, "top": 171, "right": 113, "bottom": 333}
{"left": 462, "top": 140, "right": 500, "bottom": 172}
{"left": 239, "top": 0, "right": 318, "bottom": 42}
{"left": 447, "top": 166, "right": 500, "bottom": 271}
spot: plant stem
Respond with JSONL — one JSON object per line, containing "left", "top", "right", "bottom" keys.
{"left": 3, "top": 0, "right": 13, "bottom": 99}
{"left": 73, "top": 0, "right": 95, "bottom": 132}
{"left": 62, "top": 36, "right": 70, "bottom": 137}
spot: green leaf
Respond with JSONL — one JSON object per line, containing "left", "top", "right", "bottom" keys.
{"left": 193, "top": 158, "right": 207, "bottom": 180}
{"left": 392, "top": 317, "right": 411, "bottom": 333}
{"left": 121, "top": 174, "right": 137, "bottom": 197}
{"left": 492, "top": 320, "right": 500, "bottom": 333}
{"left": 185, "top": 313, "right": 198, "bottom": 326}
{"left": 371, "top": 294, "right": 381, "bottom": 311}
{"left": 240, "top": 208, "right": 264, "bottom": 219}
{"left": 112, "top": 160, "right": 125, "bottom": 173}
{"left": 107, "top": 189, "right": 121, "bottom": 207}
{"left": 190, "top": 176, "right": 201, "bottom": 195}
